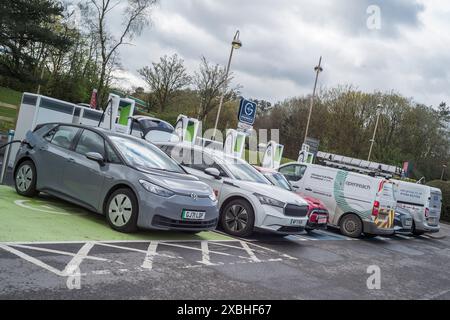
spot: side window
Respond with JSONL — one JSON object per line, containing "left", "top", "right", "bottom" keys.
{"left": 47, "top": 126, "right": 79, "bottom": 149}
{"left": 75, "top": 129, "right": 105, "bottom": 157}
{"left": 279, "top": 164, "right": 306, "bottom": 182}
{"left": 105, "top": 142, "right": 122, "bottom": 164}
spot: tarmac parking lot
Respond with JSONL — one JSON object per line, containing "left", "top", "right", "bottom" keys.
{"left": 1, "top": 184, "right": 450, "bottom": 300}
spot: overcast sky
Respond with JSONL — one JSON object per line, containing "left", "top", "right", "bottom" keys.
{"left": 105, "top": 0, "right": 449, "bottom": 106}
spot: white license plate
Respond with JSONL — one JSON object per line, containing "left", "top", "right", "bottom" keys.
{"left": 290, "top": 219, "right": 304, "bottom": 226}
{"left": 318, "top": 217, "right": 327, "bottom": 224}
{"left": 182, "top": 210, "right": 205, "bottom": 220}
{"left": 428, "top": 217, "right": 437, "bottom": 225}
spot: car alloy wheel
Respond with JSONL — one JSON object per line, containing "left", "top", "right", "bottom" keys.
{"left": 225, "top": 204, "right": 249, "bottom": 232}
{"left": 108, "top": 194, "right": 133, "bottom": 227}
{"left": 16, "top": 164, "right": 33, "bottom": 192}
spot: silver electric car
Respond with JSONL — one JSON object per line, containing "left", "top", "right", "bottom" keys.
{"left": 13, "top": 123, "right": 219, "bottom": 233}
{"left": 156, "top": 142, "right": 310, "bottom": 237}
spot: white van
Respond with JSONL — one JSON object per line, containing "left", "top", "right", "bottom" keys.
{"left": 278, "top": 162, "right": 396, "bottom": 238}
{"left": 391, "top": 179, "right": 441, "bottom": 234}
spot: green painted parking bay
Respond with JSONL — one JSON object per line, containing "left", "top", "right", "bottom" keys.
{"left": 0, "top": 186, "right": 230, "bottom": 242}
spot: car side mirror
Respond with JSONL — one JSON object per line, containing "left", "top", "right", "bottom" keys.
{"left": 204, "top": 167, "right": 221, "bottom": 180}
{"left": 86, "top": 152, "right": 105, "bottom": 166}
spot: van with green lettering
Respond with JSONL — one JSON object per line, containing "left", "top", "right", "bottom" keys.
{"left": 278, "top": 163, "right": 396, "bottom": 238}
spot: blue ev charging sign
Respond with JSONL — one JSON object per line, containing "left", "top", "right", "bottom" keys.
{"left": 238, "top": 98, "right": 257, "bottom": 125}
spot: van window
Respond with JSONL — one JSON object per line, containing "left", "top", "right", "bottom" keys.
{"left": 279, "top": 164, "right": 306, "bottom": 182}
{"left": 430, "top": 191, "right": 442, "bottom": 210}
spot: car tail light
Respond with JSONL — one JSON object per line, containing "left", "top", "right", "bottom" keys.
{"left": 424, "top": 207, "right": 429, "bottom": 218}
{"left": 309, "top": 213, "right": 318, "bottom": 223}
{"left": 372, "top": 200, "right": 380, "bottom": 217}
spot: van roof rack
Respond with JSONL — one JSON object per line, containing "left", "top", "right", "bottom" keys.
{"left": 315, "top": 151, "right": 403, "bottom": 179}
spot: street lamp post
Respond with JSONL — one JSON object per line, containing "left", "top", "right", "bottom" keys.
{"left": 212, "top": 30, "right": 242, "bottom": 139}
{"left": 441, "top": 165, "right": 447, "bottom": 180}
{"left": 367, "top": 104, "right": 382, "bottom": 161}
{"left": 303, "top": 56, "right": 323, "bottom": 145}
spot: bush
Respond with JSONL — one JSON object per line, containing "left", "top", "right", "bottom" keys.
{"left": 427, "top": 180, "right": 450, "bottom": 223}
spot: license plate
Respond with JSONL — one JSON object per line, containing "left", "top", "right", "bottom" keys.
{"left": 182, "top": 210, "right": 205, "bottom": 220}
{"left": 428, "top": 217, "right": 437, "bottom": 225}
{"left": 290, "top": 219, "right": 304, "bottom": 226}
{"left": 318, "top": 217, "right": 327, "bottom": 224}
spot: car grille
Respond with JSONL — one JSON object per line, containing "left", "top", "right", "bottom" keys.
{"left": 284, "top": 204, "right": 309, "bottom": 217}
{"left": 278, "top": 226, "right": 304, "bottom": 233}
{"left": 152, "top": 215, "right": 218, "bottom": 229}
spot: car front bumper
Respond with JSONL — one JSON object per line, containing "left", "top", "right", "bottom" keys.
{"left": 256, "top": 204, "right": 308, "bottom": 235}
{"left": 136, "top": 190, "right": 219, "bottom": 232}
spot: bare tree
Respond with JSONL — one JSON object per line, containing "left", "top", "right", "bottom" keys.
{"left": 194, "top": 56, "right": 240, "bottom": 121}
{"left": 137, "top": 54, "right": 191, "bottom": 112}
{"left": 85, "top": 0, "right": 157, "bottom": 108}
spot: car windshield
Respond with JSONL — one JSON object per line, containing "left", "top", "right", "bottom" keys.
{"left": 223, "top": 160, "right": 270, "bottom": 184}
{"left": 110, "top": 136, "right": 184, "bottom": 173}
{"left": 264, "top": 172, "right": 292, "bottom": 191}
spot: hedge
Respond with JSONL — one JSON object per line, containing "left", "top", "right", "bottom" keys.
{"left": 427, "top": 180, "right": 450, "bottom": 223}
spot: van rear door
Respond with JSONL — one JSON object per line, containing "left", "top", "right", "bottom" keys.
{"left": 427, "top": 189, "right": 442, "bottom": 226}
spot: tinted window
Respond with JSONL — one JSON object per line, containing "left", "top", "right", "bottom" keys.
{"left": 223, "top": 161, "right": 269, "bottom": 184}
{"left": 105, "top": 142, "right": 122, "bottom": 164}
{"left": 264, "top": 172, "right": 292, "bottom": 191}
{"left": 279, "top": 164, "right": 306, "bottom": 182}
{"left": 110, "top": 136, "right": 184, "bottom": 173}
{"left": 48, "top": 126, "right": 79, "bottom": 149}
{"left": 75, "top": 129, "right": 105, "bottom": 156}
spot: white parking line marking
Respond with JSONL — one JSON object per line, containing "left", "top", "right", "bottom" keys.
{"left": 8, "top": 243, "right": 108, "bottom": 262}
{"left": 63, "top": 242, "right": 95, "bottom": 275}
{"left": 395, "top": 234, "right": 413, "bottom": 240}
{"left": 96, "top": 242, "right": 180, "bottom": 259}
{"left": 91, "top": 270, "right": 110, "bottom": 275}
{"left": 0, "top": 244, "right": 65, "bottom": 276}
{"left": 239, "top": 241, "right": 261, "bottom": 262}
{"left": 160, "top": 242, "right": 250, "bottom": 260}
{"left": 141, "top": 241, "right": 159, "bottom": 270}
{"left": 198, "top": 240, "right": 222, "bottom": 266}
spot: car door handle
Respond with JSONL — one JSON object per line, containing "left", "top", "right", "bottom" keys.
{"left": 67, "top": 158, "right": 75, "bottom": 163}
{"left": 305, "top": 188, "right": 312, "bottom": 191}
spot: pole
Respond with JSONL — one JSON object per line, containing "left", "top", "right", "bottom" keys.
{"left": 303, "top": 56, "right": 323, "bottom": 144}
{"left": 212, "top": 46, "right": 234, "bottom": 139}
{"left": 367, "top": 109, "right": 381, "bottom": 161}
{"left": 441, "top": 166, "right": 447, "bottom": 180}
{"left": 0, "top": 130, "right": 15, "bottom": 185}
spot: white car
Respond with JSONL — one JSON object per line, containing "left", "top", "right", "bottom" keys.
{"left": 156, "top": 142, "right": 310, "bottom": 237}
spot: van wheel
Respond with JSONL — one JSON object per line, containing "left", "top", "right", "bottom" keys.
{"left": 14, "top": 160, "right": 38, "bottom": 197}
{"left": 105, "top": 188, "right": 138, "bottom": 233}
{"left": 339, "top": 214, "right": 362, "bottom": 238}
{"left": 221, "top": 199, "right": 255, "bottom": 237}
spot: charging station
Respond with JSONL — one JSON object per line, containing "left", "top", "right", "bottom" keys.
{"left": 224, "top": 129, "right": 246, "bottom": 158}
{"left": 174, "top": 115, "right": 200, "bottom": 144}
{"left": 261, "top": 140, "right": 284, "bottom": 169}
{"left": 298, "top": 143, "right": 314, "bottom": 164}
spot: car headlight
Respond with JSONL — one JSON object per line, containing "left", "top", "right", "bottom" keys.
{"left": 209, "top": 190, "right": 217, "bottom": 202}
{"left": 139, "top": 179, "right": 174, "bottom": 197}
{"left": 253, "top": 193, "right": 285, "bottom": 208}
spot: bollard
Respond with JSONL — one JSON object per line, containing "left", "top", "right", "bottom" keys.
{"left": 0, "top": 129, "right": 15, "bottom": 185}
